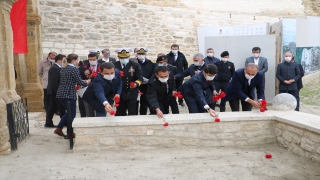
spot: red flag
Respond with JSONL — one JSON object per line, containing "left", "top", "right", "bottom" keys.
{"left": 10, "top": 0, "right": 27, "bottom": 54}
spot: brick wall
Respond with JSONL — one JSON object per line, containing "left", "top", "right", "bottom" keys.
{"left": 39, "top": 0, "right": 307, "bottom": 61}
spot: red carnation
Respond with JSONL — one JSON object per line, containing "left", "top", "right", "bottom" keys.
{"left": 75, "top": 85, "right": 81, "bottom": 90}
{"left": 114, "top": 96, "right": 120, "bottom": 104}
{"left": 220, "top": 91, "right": 226, "bottom": 98}
{"left": 178, "top": 95, "right": 183, "bottom": 99}
{"left": 260, "top": 108, "right": 266, "bottom": 112}
{"left": 120, "top": 71, "right": 124, "bottom": 77}
{"left": 212, "top": 96, "right": 220, "bottom": 102}
{"left": 214, "top": 117, "right": 220, "bottom": 122}
{"left": 97, "top": 66, "right": 101, "bottom": 72}
{"left": 163, "top": 122, "right": 169, "bottom": 127}
{"left": 261, "top": 100, "right": 267, "bottom": 106}
{"left": 91, "top": 71, "right": 98, "bottom": 78}
{"left": 114, "top": 104, "right": 120, "bottom": 108}
{"left": 109, "top": 110, "right": 116, "bottom": 115}
{"left": 130, "top": 82, "right": 136, "bottom": 88}
{"left": 173, "top": 91, "right": 182, "bottom": 98}
{"left": 83, "top": 65, "right": 87, "bottom": 69}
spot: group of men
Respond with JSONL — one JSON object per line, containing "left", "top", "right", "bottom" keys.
{"left": 37, "top": 44, "right": 304, "bottom": 127}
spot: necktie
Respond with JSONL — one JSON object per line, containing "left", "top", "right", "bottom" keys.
{"left": 164, "top": 83, "right": 168, "bottom": 94}
{"left": 91, "top": 65, "right": 96, "bottom": 72}
{"left": 174, "top": 54, "right": 177, "bottom": 61}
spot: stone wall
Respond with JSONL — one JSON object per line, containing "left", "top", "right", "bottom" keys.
{"left": 38, "top": 0, "right": 308, "bottom": 60}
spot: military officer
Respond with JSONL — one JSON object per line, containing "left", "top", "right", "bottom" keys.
{"left": 212, "top": 51, "right": 235, "bottom": 112}
{"left": 136, "top": 47, "right": 158, "bottom": 115}
{"left": 114, "top": 48, "right": 143, "bottom": 116}
{"left": 146, "top": 66, "right": 177, "bottom": 118}
{"left": 156, "top": 56, "right": 179, "bottom": 114}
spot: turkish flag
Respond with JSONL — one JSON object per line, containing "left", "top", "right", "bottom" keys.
{"left": 10, "top": 0, "right": 28, "bottom": 54}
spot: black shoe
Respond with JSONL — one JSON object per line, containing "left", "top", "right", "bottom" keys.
{"left": 44, "top": 124, "right": 57, "bottom": 128}
{"left": 179, "top": 102, "right": 185, "bottom": 107}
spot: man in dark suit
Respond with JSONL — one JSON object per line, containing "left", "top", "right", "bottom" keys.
{"left": 175, "top": 53, "right": 206, "bottom": 80}
{"left": 136, "top": 47, "right": 157, "bottom": 115}
{"left": 245, "top": 47, "right": 268, "bottom": 88}
{"left": 225, "top": 63, "right": 265, "bottom": 111}
{"left": 166, "top": 44, "right": 188, "bottom": 107}
{"left": 129, "top": 48, "right": 139, "bottom": 63}
{"left": 276, "top": 52, "right": 301, "bottom": 111}
{"left": 156, "top": 56, "right": 179, "bottom": 114}
{"left": 82, "top": 62, "right": 122, "bottom": 117}
{"left": 204, "top": 48, "right": 220, "bottom": 64}
{"left": 45, "top": 54, "right": 66, "bottom": 127}
{"left": 292, "top": 56, "right": 304, "bottom": 111}
{"left": 78, "top": 52, "right": 102, "bottom": 117}
{"left": 98, "top": 49, "right": 116, "bottom": 64}
{"left": 114, "top": 48, "right": 143, "bottom": 116}
{"left": 212, "top": 51, "right": 235, "bottom": 112}
{"left": 146, "top": 66, "right": 177, "bottom": 118}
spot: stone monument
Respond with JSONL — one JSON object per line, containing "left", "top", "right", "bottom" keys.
{"left": 272, "top": 93, "right": 297, "bottom": 111}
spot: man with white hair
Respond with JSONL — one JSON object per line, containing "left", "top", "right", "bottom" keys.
{"left": 175, "top": 53, "right": 206, "bottom": 80}
{"left": 276, "top": 52, "right": 301, "bottom": 111}
{"left": 204, "top": 48, "right": 220, "bottom": 64}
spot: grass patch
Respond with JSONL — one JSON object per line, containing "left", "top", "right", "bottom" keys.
{"left": 300, "top": 83, "right": 320, "bottom": 106}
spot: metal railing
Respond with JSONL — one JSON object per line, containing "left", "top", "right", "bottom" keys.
{"left": 6, "top": 98, "right": 29, "bottom": 150}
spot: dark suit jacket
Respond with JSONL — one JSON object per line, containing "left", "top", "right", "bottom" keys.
{"left": 175, "top": 64, "right": 205, "bottom": 80}
{"left": 179, "top": 72, "right": 216, "bottom": 108}
{"left": 166, "top": 51, "right": 188, "bottom": 73}
{"left": 98, "top": 57, "right": 116, "bottom": 64}
{"left": 214, "top": 61, "right": 235, "bottom": 82}
{"left": 167, "top": 64, "right": 178, "bottom": 75}
{"left": 78, "top": 62, "right": 102, "bottom": 80}
{"left": 47, "top": 64, "right": 61, "bottom": 95}
{"left": 83, "top": 70, "right": 122, "bottom": 112}
{"left": 114, "top": 60, "right": 143, "bottom": 101}
{"left": 146, "top": 74, "right": 176, "bottom": 110}
{"left": 276, "top": 61, "right": 301, "bottom": 91}
{"left": 225, "top": 68, "right": 265, "bottom": 101}
{"left": 295, "top": 62, "right": 304, "bottom": 89}
{"left": 245, "top": 56, "right": 268, "bottom": 74}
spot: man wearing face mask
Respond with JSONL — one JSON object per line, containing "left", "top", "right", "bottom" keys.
{"left": 179, "top": 64, "right": 218, "bottom": 116}
{"left": 276, "top": 52, "right": 301, "bottom": 111}
{"left": 98, "top": 49, "right": 116, "bottom": 64}
{"left": 175, "top": 53, "right": 206, "bottom": 80}
{"left": 204, "top": 48, "right": 220, "bottom": 65}
{"left": 224, "top": 63, "right": 265, "bottom": 111}
{"left": 45, "top": 54, "right": 66, "bottom": 127}
{"left": 146, "top": 66, "right": 177, "bottom": 118}
{"left": 245, "top": 47, "right": 268, "bottom": 86}
{"left": 156, "top": 56, "right": 179, "bottom": 114}
{"left": 114, "top": 48, "right": 143, "bottom": 116}
{"left": 78, "top": 52, "right": 101, "bottom": 117}
{"left": 82, "top": 62, "right": 122, "bottom": 117}
{"left": 37, "top": 52, "right": 57, "bottom": 112}
{"left": 135, "top": 48, "right": 158, "bottom": 115}
{"left": 211, "top": 51, "right": 235, "bottom": 112}
{"left": 166, "top": 44, "right": 188, "bottom": 107}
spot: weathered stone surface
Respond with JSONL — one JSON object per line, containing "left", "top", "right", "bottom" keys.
{"left": 301, "top": 138, "right": 315, "bottom": 152}
{"left": 248, "top": 135, "right": 276, "bottom": 145}
{"left": 136, "top": 137, "right": 161, "bottom": 146}
{"left": 117, "top": 127, "right": 146, "bottom": 136}
{"left": 272, "top": 93, "right": 297, "bottom": 111}
{"left": 100, "top": 137, "right": 116, "bottom": 146}
{"left": 241, "top": 123, "right": 261, "bottom": 131}
{"left": 182, "top": 139, "right": 198, "bottom": 146}
{"left": 76, "top": 136, "right": 98, "bottom": 145}
{"left": 116, "top": 138, "right": 135, "bottom": 147}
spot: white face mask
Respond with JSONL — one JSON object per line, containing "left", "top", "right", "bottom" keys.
{"left": 245, "top": 73, "right": 255, "bottom": 80}
{"left": 158, "top": 77, "right": 169, "bottom": 83}
{"left": 194, "top": 62, "right": 201, "bottom": 66}
{"left": 171, "top": 50, "right": 178, "bottom": 54}
{"left": 158, "top": 63, "right": 164, "bottom": 66}
{"left": 120, "top": 58, "right": 129, "bottom": 65}
{"left": 138, "top": 55, "right": 145, "bottom": 61}
{"left": 89, "top": 61, "right": 98, "bottom": 66}
{"left": 253, "top": 53, "right": 260, "bottom": 58}
{"left": 284, "top": 57, "right": 292, "bottom": 62}
{"left": 50, "top": 59, "right": 55, "bottom": 64}
{"left": 221, "top": 58, "right": 228, "bottom": 62}
{"left": 104, "top": 74, "right": 115, "bottom": 80}
{"left": 207, "top": 53, "right": 214, "bottom": 57}
{"left": 205, "top": 75, "right": 215, "bottom": 81}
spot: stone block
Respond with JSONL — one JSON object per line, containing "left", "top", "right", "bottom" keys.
{"left": 147, "top": 130, "right": 154, "bottom": 136}
{"left": 248, "top": 135, "right": 276, "bottom": 145}
{"left": 200, "top": 140, "right": 220, "bottom": 147}
{"left": 123, "top": 147, "right": 156, "bottom": 151}
{"left": 304, "top": 132, "right": 320, "bottom": 143}
{"left": 62, "top": 49, "right": 73, "bottom": 55}
{"left": 117, "top": 127, "right": 146, "bottom": 136}
{"left": 275, "top": 128, "right": 282, "bottom": 136}
{"left": 236, "top": 142, "right": 248, "bottom": 146}
{"left": 287, "top": 126, "right": 304, "bottom": 136}
{"left": 276, "top": 123, "right": 287, "bottom": 130}
{"left": 100, "top": 146, "right": 119, "bottom": 151}
{"left": 272, "top": 93, "right": 297, "bottom": 111}
{"left": 76, "top": 136, "right": 98, "bottom": 145}
{"left": 277, "top": 136, "right": 289, "bottom": 147}
{"left": 100, "top": 137, "right": 116, "bottom": 146}
{"left": 221, "top": 141, "right": 235, "bottom": 146}
{"left": 310, "top": 155, "right": 320, "bottom": 164}
{"left": 83, "top": 33, "right": 103, "bottom": 40}
{"left": 85, "top": 127, "right": 115, "bottom": 135}
{"left": 301, "top": 138, "right": 315, "bottom": 152}
{"left": 199, "top": 133, "right": 217, "bottom": 140}
{"left": 282, "top": 131, "right": 293, "bottom": 142}
{"left": 166, "top": 125, "right": 186, "bottom": 131}
{"left": 163, "top": 138, "right": 180, "bottom": 148}
{"left": 136, "top": 137, "right": 161, "bottom": 146}
{"left": 42, "top": 42, "right": 53, "bottom": 48}
{"left": 241, "top": 123, "right": 261, "bottom": 131}
{"left": 317, "top": 147, "right": 320, "bottom": 155}
{"left": 291, "top": 145, "right": 305, "bottom": 156}
{"left": 200, "top": 123, "right": 221, "bottom": 132}
{"left": 216, "top": 133, "right": 234, "bottom": 140}
{"left": 220, "top": 123, "right": 240, "bottom": 132}
{"left": 182, "top": 139, "right": 198, "bottom": 146}
{"left": 116, "top": 138, "right": 135, "bottom": 147}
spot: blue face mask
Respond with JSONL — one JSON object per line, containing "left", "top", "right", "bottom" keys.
{"left": 120, "top": 58, "right": 129, "bottom": 65}
{"left": 158, "top": 63, "right": 164, "bottom": 66}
